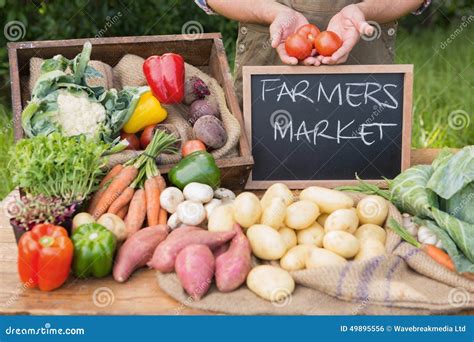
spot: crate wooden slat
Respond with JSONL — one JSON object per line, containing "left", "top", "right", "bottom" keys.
{"left": 7, "top": 33, "right": 254, "bottom": 190}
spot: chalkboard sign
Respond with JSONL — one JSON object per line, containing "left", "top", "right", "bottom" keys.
{"left": 243, "top": 65, "right": 413, "bottom": 189}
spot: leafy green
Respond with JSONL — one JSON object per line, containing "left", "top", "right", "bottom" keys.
{"left": 441, "top": 182, "right": 474, "bottom": 224}
{"left": 430, "top": 207, "right": 474, "bottom": 263}
{"left": 21, "top": 42, "right": 144, "bottom": 149}
{"left": 427, "top": 146, "right": 474, "bottom": 199}
{"left": 389, "top": 165, "right": 438, "bottom": 218}
{"left": 414, "top": 218, "right": 474, "bottom": 273}
{"left": 9, "top": 133, "right": 107, "bottom": 205}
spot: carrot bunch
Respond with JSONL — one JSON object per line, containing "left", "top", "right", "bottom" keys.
{"left": 88, "top": 130, "right": 178, "bottom": 237}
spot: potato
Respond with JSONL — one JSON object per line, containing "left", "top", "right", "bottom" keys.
{"left": 233, "top": 192, "right": 262, "bottom": 228}
{"left": 208, "top": 204, "right": 235, "bottom": 232}
{"left": 324, "top": 208, "right": 359, "bottom": 234}
{"left": 193, "top": 115, "right": 227, "bottom": 149}
{"left": 296, "top": 223, "right": 324, "bottom": 247}
{"left": 356, "top": 195, "right": 389, "bottom": 226}
{"left": 306, "top": 248, "right": 347, "bottom": 268}
{"left": 355, "top": 224, "right": 386, "bottom": 244}
{"left": 246, "top": 224, "right": 286, "bottom": 260}
{"left": 204, "top": 198, "right": 222, "bottom": 219}
{"left": 280, "top": 245, "right": 313, "bottom": 271}
{"left": 323, "top": 231, "right": 360, "bottom": 259}
{"left": 278, "top": 227, "right": 297, "bottom": 250}
{"left": 316, "top": 213, "right": 329, "bottom": 227}
{"left": 260, "top": 183, "right": 294, "bottom": 209}
{"left": 261, "top": 197, "right": 287, "bottom": 228}
{"left": 300, "top": 186, "right": 354, "bottom": 213}
{"left": 246, "top": 265, "right": 295, "bottom": 302}
{"left": 355, "top": 239, "right": 386, "bottom": 261}
{"left": 284, "top": 200, "right": 320, "bottom": 230}
{"left": 72, "top": 213, "right": 95, "bottom": 232}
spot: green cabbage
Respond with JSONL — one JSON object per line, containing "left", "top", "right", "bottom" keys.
{"left": 389, "top": 146, "right": 474, "bottom": 273}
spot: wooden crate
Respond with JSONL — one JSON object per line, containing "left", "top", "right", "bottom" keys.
{"left": 7, "top": 33, "right": 254, "bottom": 190}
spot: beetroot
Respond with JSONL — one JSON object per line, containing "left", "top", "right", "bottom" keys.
{"left": 188, "top": 99, "right": 220, "bottom": 125}
{"left": 184, "top": 76, "right": 210, "bottom": 105}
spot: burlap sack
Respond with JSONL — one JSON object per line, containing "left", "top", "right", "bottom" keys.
{"left": 113, "top": 54, "right": 147, "bottom": 89}
{"left": 106, "top": 55, "right": 241, "bottom": 169}
{"left": 29, "top": 57, "right": 114, "bottom": 93}
{"left": 157, "top": 192, "right": 474, "bottom": 315}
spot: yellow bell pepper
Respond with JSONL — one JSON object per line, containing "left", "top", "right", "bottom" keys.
{"left": 123, "top": 91, "right": 167, "bottom": 133}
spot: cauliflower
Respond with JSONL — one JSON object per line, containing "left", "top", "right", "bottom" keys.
{"left": 54, "top": 90, "right": 106, "bottom": 138}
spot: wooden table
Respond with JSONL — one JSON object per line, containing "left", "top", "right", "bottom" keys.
{"left": 0, "top": 149, "right": 469, "bottom": 315}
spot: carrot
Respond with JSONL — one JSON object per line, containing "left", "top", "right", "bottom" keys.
{"left": 388, "top": 218, "right": 456, "bottom": 272}
{"left": 421, "top": 244, "right": 455, "bottom": 272}
{"left": 125, "top": 189, "right": 147, "bottom": 237}
{"left": 145, "top": 177, "right": 161, "bottom": 226}
{"left": 88, "top": 164, "right": 124, "bottom": 214}
{"left": 155, "top": 175, "right": 167, "bottom": 191}
{"left": 117, "top": 205, "right": 129, "bottom": 220}
{"left": 92, "top": 166, "right": 139, "bottom": 219}
{"left": 158, "top": 208, "right": 168, "bottom": 225}
{"left": 108, "top": 187, "right": 135, "bottom": 214}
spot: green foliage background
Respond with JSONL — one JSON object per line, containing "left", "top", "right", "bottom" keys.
{"left": 0, "top": 0, "right": 473, "bottom": 198}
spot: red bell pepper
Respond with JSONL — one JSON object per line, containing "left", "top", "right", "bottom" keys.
{"left": 143, "top": 53, "right": 185, "bottom": 104}
{"left": 18, "top": 224, "right": 73, "bottom": 291}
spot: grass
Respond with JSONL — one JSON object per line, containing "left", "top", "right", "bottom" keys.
{"left": 0, "top": 105, "right": 13, "bottom": 199}
{"left": 0, "top": 22, "right": 472, "bottom": 199}
{"left": 395, "top": 21, "right": 474, "bottom": 148}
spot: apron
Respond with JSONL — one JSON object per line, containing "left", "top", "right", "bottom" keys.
{"left": 233, "top": 0, "right": 398, "bottom": 105}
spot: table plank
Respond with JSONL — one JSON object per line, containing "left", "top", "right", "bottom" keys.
{"left": 0, "top": 148, "right": 470, "bottom": 315}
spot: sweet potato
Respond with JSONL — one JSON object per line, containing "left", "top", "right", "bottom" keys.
{"left": 215, "top": 225, "right": 251, "bottom": 292}
{"left": 113, "top": 225, "right": 169, "bottom": 282}
{"left": 175, "top": 244, "right": 215, "bottom": 300}
{"left": 213, "top": 243, "right": 229, "bottom": 258}
{"left": 147, "top": 226, "right": 235, "bottom": 272}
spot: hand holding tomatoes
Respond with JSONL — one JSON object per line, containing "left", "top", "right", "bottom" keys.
{"left": 284, "top": 22, "right": 344, "bottom": 62}
{"left": 316, "top": 4, "right": 374, "bottom": 65}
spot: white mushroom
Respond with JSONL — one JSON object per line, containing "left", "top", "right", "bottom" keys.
{"left": 176, "top": 200, "right": 206, "bottom": 226}
{"left": 167, "top": 212, "right": 183, "bottom": 230}
{"left": 160, "top": 187, "right": 184, "bottom": 214}
{"left": 204, "top": 198, "right": 222, "bottom": 219}
{"left": 214, "top": 188, "right": 236, "bottom": 201}
{"left": 183, "top": 182, "right": 214, "bottom": 203}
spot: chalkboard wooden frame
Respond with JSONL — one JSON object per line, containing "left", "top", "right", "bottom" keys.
{"left": 243, "top": 65, "right": 413, "bottom": 189}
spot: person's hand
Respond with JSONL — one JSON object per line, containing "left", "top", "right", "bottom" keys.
{"left": 318, "top": 4, "right": 374, "bottom": 65}
{"left": 270, "top": 8, "right": 320, "bottom": 66}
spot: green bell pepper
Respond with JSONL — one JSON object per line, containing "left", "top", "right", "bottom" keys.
{"left": 71, "top": 223, "right": 116, "bottom": 278}
{"left": 168, "top": 151, "right": 221, "bottom": 189}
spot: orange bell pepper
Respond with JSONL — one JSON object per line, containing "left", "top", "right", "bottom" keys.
{"left": 18, "top": 224, "right": 73, "bottom": 291}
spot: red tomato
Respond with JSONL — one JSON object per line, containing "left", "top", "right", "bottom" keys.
{"left": 314, "top": 31, "right": 343, "bottom": 57}
{"left": 182, "top": 140, "right": 206, "bottom": 157}
{"left": 285, "top": 33, "right": 313, "bottom": 60}
{"left": 297, "top": 24, "right": 320, "bottom": 44}
{"left": 120, "top": 132, "right": 140, "bottom": 150}
{"left": 139, "top": 124, "right": 157, "bottom": 150}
